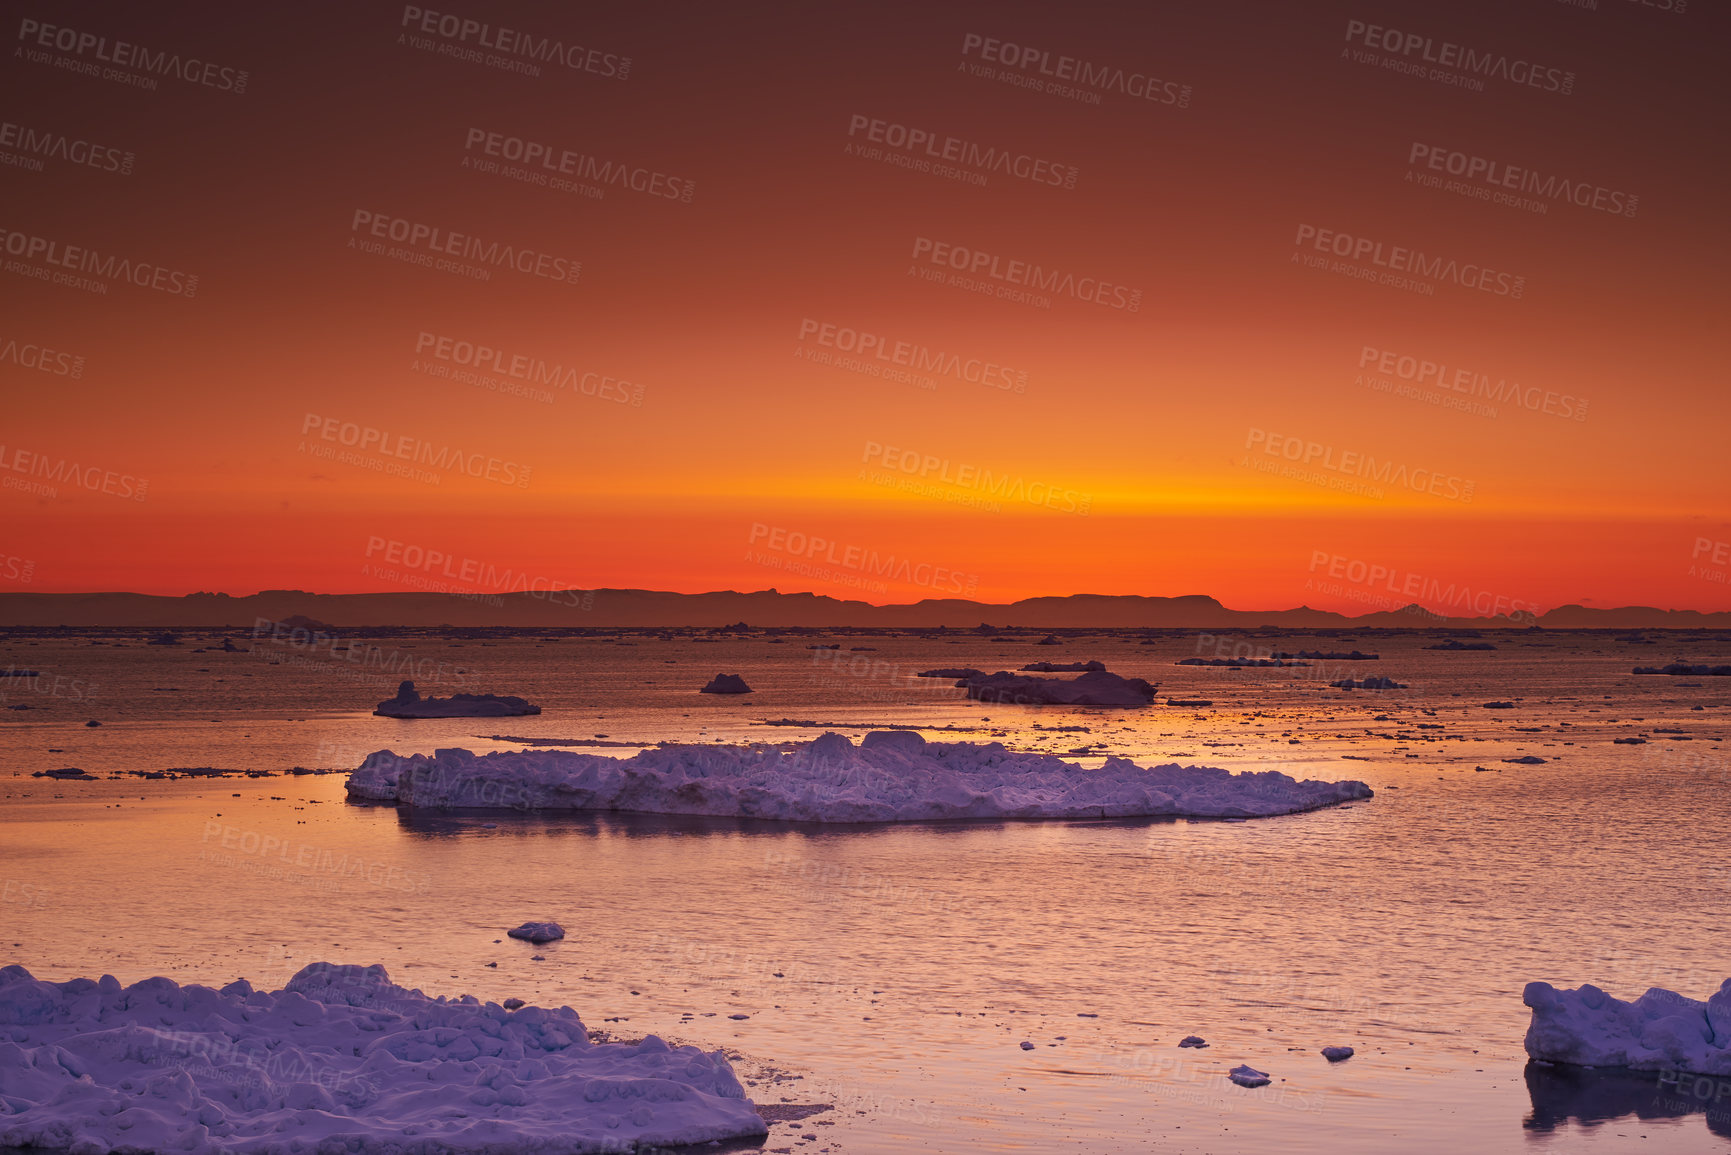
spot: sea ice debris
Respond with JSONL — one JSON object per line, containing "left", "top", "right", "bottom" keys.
{"left": 0, "top": 962, "right": 766, "bottom": 1152}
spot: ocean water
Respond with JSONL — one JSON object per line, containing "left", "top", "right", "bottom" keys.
{"left": 2, "top": 628, "right": 1728, "bottom": 1153}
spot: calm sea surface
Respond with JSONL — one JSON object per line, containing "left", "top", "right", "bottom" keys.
{"left": 2, "top": 629, "right": 1728, "bottom": 1153}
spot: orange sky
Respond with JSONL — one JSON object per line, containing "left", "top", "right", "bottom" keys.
{"left": 3, "top": 0, "right": 1728, "bottom": 613}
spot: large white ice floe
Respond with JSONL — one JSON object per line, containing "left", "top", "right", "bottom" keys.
{"left": 1523, "top": 978, "right": 1731, "bottom": 1074}
{"left": 0, "top": 962, "right": 766, "bottom": 1154}
{"left": 345, "top": 731, "right": 1372, "bottom": 821}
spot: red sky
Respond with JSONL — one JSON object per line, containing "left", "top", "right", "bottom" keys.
{"left": 3, "top": 0, "right": 1728, "bottom": 614}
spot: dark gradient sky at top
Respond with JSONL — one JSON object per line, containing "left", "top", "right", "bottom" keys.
{"left": 2, "top": 0, "right": 1727, "bottom": 613}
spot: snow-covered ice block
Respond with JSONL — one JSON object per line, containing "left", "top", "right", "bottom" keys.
{"left": 345, "top": 732, "right": 1373, "bottom": 822}
{"left": 0, "top": 962, "right": 766, "bottom": 1154}
{"left": 1523, "top": 978, "right": 1731, "bottom": 1074}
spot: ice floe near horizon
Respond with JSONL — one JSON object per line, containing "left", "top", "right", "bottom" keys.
{"left": 960, "top": 669, "right": 1158, "bottom": 707}
{"left": 0, "top": 962, "right": 766, "bottom": 1154}
{"left": 345, "top": 731, "right": 1372, "bottom": 821}
{"left": 1524, "top": 978, "right": 1731, "bottom": 1074}
{"left": 374, "top": 680, "right": 540, "bottom": 718}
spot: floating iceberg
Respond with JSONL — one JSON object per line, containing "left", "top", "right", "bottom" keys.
{"left": 961, "top": 669, "right": 1158, "bottom": 707}
{"left": 1523, "top": 978, "right": 1731, "bottom": 1074}
{"left": 374, "top": 681, "right": 540, "bottom": 718}
{"left": 699, "top": 673, "right": 752, "bottom": 694}
{"left": 345, "top": 731, "right": 1371, "bottom": 821}
{"left": 0, "top": 962, "right": 766, "bottom": 1154}
{"left": 1633, "top": 663, "right": 1731, "bottom": 676}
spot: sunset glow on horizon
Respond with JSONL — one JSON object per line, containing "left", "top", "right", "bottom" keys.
{"left": 4, "top": 0, "right": 1727, "bottom": 615}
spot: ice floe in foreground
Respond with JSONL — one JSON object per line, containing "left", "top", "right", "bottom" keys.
{"left": 346, "top": 731, "right": 1372, "bottom": 821}
{"left": 0, "top": 962, "right": 765, "bottom": 1154}
{"left": 1524, "top": 978, "right": 1731, "bottom": 1074}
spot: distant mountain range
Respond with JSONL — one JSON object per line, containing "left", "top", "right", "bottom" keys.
{"left": 0, "top": 589, "right": 1726, "bottom": 630}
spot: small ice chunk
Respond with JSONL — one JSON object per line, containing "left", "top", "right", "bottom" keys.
{"left": 1020, "top": 1041, "right": 1035, "bottom": 1050}
{"left": 700, "top": 673, "right": 752, "bottom": 694}
{"left": 1178, "top": 1035, "right": 1208, "bottom": 1048}
{"left": 1321, "top": 1045, "right": 1354, "bottom": 1062}
{"left": 1228, "top": 1064, "right": 1271, "bottom": 1087}
{"left": 507, "top": 921, "right": 565, "bottom": 944}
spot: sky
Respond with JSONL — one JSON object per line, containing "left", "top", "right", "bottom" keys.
{"left": 2, "top": 0, "right": 1728, "bottom": 615}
